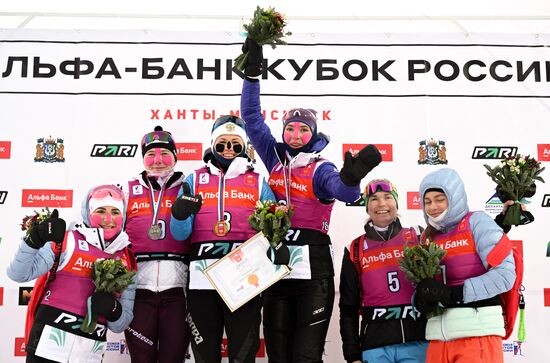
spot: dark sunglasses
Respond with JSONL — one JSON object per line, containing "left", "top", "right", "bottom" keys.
{"left": 215, "top": 141, "right": 243, "bottom": 154}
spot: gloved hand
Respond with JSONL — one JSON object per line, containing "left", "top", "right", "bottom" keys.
{"left": 171, "top": 183, "right": 202, "bottom": 220}
{"left": 242, "top": 37, "right": 263, "bottom": 78}
{"left": 91, "top": 291, "right": 123, "bottom": 321}
{"left": 339, "top": 145, "right": 382, "bottom": 186}
{"left": 25, "top": 209, "right": 66, "bottom": 249}
{"left": 415, "top": 278, "right": 463, "bottom": 312}
{"left": 266, "top": 242, "right": 290, "bottom": 265}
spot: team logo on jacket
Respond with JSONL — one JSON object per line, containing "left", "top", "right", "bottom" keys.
{"left": 199, "top": 173, "right": 209, "bottom": 184}
{"left": 34, "top": 136, "right": 65, "bottom": 163}
{"left": 78, "top": 239, "right": 89, "bottom": 251}
{"left": 132, "top": 185, "right": 143, "bottom": 195}
{"left": 418, "top": 138, "right": 447, "bottom": 165}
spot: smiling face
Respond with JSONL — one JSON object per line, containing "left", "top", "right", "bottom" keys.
{"left": 423, "top": 191, "right": 449, "bottom": 218}
{"left": 89, "top": 206, "right": 123, "bottom": 241}
{"left": 283, "top": 122, "right": 313, "bottom": 149}
{"left": 143, "top": 147, "right": 176, "bottom": 175}
{"left": 214, "top": 135, "right": 244, "bottom": 160}
{"left": 367, "top": 191, "right": 398, "bottom": 227}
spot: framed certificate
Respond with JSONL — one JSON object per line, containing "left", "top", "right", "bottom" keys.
{"left": 204, "top": 232, "right": 290, "bottom": 312}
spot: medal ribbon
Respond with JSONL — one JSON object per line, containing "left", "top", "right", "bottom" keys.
{"left": 147, "top": 179, "right": 166, "bottom": 227}
{"left": 217, "top": 169, "right": 226, "bottom": 223}
{"left": 281, "top": 158, "right": 292, "bottom": 207}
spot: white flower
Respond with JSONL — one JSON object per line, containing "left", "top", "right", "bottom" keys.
{"left": 518, "top": 157, "right": 526, "bottom": 164}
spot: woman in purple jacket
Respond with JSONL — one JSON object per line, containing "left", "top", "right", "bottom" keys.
{"left": 240, "top": 38, "right": 382, "bottom": 363}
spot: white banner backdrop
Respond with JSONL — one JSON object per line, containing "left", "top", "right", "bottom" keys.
{"left": 0, "top": 29, "right": 549, "bottom": 362}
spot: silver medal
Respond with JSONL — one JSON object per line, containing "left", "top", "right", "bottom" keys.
{"left": 148, "top": 224, "right": 162, "bottom": 240}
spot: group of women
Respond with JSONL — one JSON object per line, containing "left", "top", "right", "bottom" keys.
{"left": 7, "top": 37, "right": 518, "bottom": 363}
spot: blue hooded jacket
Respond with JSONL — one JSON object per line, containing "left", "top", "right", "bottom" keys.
{"left": 419, "top": 168, "right": 515, "bottom": 303}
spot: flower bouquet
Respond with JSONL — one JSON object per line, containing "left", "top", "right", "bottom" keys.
{"left": 80, "top": 258, "right": 135, "bottom": 334}
{"left": 234, "top": 6, "right": 292, "bottom": 72}
{"left": 484, "top": 154, "right": 545, "bottom": 226}
{"left": 398, "top": 241, "right": 447, "bottom": 318}
{"left": 248, "top": 200, "right": 293, "bottom": 248}
{"left": 21, "top": 207, "right": 52, "bottom": 238}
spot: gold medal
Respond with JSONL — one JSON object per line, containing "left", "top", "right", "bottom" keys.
{"left": 148, "top": 224, "right": 162, "bottom": 240}
{"left": 213, "top": 220, "right": 229, "bottom": 237}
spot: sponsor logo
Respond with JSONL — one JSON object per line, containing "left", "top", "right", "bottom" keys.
{"left": 484, "top": 193, "right": 503, "bottom": 214}
{"left": 78, "top": 239, "right": 89, "bottom": 251}
{"left": 34, "top": 136, "right": 65, "bottom": 163}
{"left": 176, "top": 142, "right": 202, "bottom": 161}
{"left": 544, "top": 288, "right": 550, "bottom": 306}
{"left": 342, "top": 144, "right": 393, "bottom": 162}
{"left": 19, "top": 286, "right": 33, "bottom": 305}
{"left": 542, "top": 194, "right": 550, "bottom": 207}
{"left": 407, "top": 192, "right": 421, "bottom": 210}
{"left": 90, "top": 144, "right": 138, "bottom": 157}
{"left": 418, "top": 138, "right": 447, "bottom": 165}
{"left": 105, "top": 339, "right": 130, "bottom": 354}
{"left": 221, "top": 338, "right": 266, "bottom": 358}
{"left": 14, "top": 337, "right": 26, "bottom": 357}
{"left": 472, "top": 146, "right": 517, "bottom": 159}
{"left": 22, "top": 189, "right": 73, "bottom": 208}
{"left": 502, "top": 341, "right": 525, "bottom": 356}
{"left": 0, "top": 190, "right": 7, "bottom": 204}
{"left": 0, "top": 141, "right": 11, "bottom": 159}
{"left": 537, "top": 144, "right": 550, "bottom": 161}
{"left": 0, "top": 286, "right": 3, "bottom": 306}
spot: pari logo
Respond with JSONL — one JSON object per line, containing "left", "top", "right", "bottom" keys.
{"left": 472, "top": 146, "right": 517, "bottom": 159}
{"left": 0, "top": 190, "right": 7, "bottom": 204}
{"left": 176, "top": 142, "right": 203, "bottom": 161}
{"left": 537, "top": 144, "right": 550, "bottom": 161}
{"left": 91, "top": 144, "right": 138, "bottom": 157}
{"left": 541, "top": 194, "right": 550, "bottom": 207}
{"left": 342, "top": 144, "right": 393, "bottom": 162}
{"left": 35, "top": 136, "right": 65, "bottom": 163}
{"left": 407, "top": 192, "right": 421, "bottom": 210}
{"left": 0, "top": 141, "right": 11, "bottom": 159}
{"left": 21, "top": 189, "right": 73, "bottom": 208}
{"left": 484, "top": 193, "right": 503, "bottom": 214}
{"left": 418, "top": 138, "right": 447, "bottom": 165}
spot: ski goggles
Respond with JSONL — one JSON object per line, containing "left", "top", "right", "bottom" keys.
{"left": 215, "top": 140, "right": 244, "bottom": 154}
{"left": 88, "top": 185, "right": 124, "bottom": 214}
{"left": 141, "top": 131, "right": 174, "bottom": 147}
{"left": 364, "top": 179, "right": 397, "bottom": 197}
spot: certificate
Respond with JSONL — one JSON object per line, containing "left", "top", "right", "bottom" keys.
{"left": 204, "top": 232, "right": 290, "bottom": 312}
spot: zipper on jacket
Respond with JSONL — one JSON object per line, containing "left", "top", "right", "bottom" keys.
{"left": 400, "top": 320, "right": 406, "bottom": 343}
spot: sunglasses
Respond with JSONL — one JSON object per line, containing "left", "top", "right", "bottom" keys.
{"left": 283, "top": 108, "right": 317, "bottom": 123}
{"left": 215, "top": 141, "right": 243, "bottom": 154}
{"left": 142, "top": 131, "right": 174, "bottom": 146}
{"left": 365, "top": 179, "right": 395, "bottom": 196}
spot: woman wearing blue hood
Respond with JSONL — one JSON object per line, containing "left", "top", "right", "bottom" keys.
{"left": 415, "top": 168, "right": 516, "bottom": 363}
{"left": 240, "top": 38, "right": 382, "bottom": 363}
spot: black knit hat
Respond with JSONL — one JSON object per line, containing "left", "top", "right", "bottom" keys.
{"left": 141, "top": 126, "right": 177, "bottom": 159}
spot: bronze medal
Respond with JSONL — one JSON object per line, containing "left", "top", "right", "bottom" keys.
{"left": 213, "top": 220, "right": 229, "bottom": 237}
{"left": 148, "top": 224, "right": 162, "bottom": 240}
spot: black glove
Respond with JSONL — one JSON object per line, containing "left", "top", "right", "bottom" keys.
{"left": 415, "top": 278, "right": 463, "bottom": 309}
{"left": 339, "top": 145, "right": 382, "bottom": 186}
{"left": 171, "top": 183, "right": 202, "bottom": 220}
{"left": 25, "top": 209, "right": 66, "bottom": 249}
{"left": 266, "top": 242, "right": 290, "bottom": 265}
{"left": 242, "top": 37, "right": 263, "bottom": 78}
{"left": 91, "top": 291, "right": 123, "bottom": 321}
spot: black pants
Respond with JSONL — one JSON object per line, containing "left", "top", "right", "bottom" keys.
{"left": 125, "top": 287, "right": 189, "bottom": 363}
{"left": 263, "top": 278, "right": 335, "bottom": 363}
{"left": 187, "top": 289, "right": 262, "bottom": 363}
{"left": 26, "top": 353, "right": 58, "bottom": 363}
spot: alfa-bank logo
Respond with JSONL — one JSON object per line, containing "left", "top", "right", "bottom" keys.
{"left": 0, "top": 141, "right": 11, "bottom": 159}
{"left": 21, "top": 189, "right": 73, "bottom": 208}
{"left": 176, "top": 143, "right": 203, "bottom": 161}
{"left": 342, "top": 144, "right": 393, "bottom": 162}
{"left": 14, "top": 337, "right": 26, "bottom": 357}
{"left": 407, "top": 192, "right": 421, "bottom": 209}
{"left": 538, "top": 144, "right": 550, "bottom": 161}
